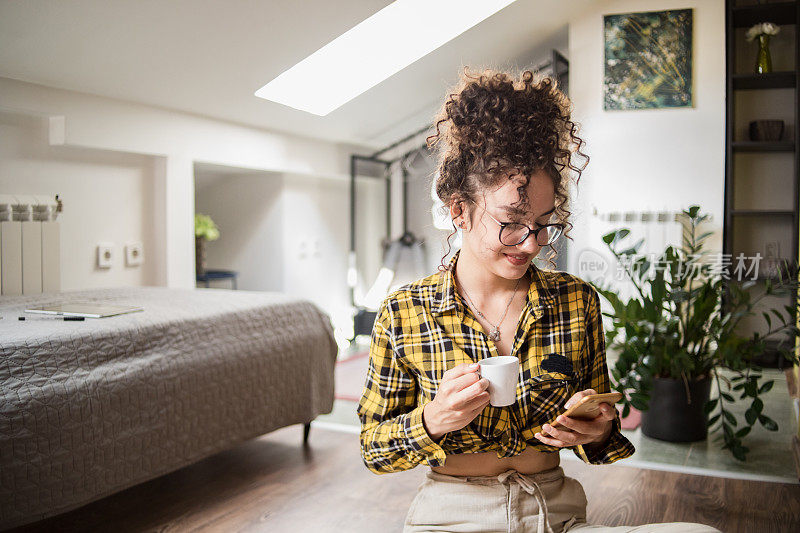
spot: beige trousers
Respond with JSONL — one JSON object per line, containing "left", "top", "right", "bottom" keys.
{"left": 402, "top": 466, "right": 721, "bottom": 533}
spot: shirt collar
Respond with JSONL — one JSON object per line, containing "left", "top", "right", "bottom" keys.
{"left": 431, "top": 249, "right": 556, "bottom": 316}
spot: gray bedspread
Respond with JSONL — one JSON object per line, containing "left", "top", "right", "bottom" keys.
{"left": 0, "top": 287, "right": 338, "bottom": 529}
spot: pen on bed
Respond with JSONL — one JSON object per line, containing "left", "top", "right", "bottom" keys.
{"left": 18, "top": 316, "right": 86, "bottom": 321}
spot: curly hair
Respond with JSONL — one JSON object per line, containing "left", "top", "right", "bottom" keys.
{"left": 427, "top": 66, "right": 589, "bottom": 271}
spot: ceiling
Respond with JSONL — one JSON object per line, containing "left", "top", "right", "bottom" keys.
{"left": 0, "top": 0, "right": 589, "bottom": 150}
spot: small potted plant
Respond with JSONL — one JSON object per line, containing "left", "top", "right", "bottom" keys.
{"left": 194, "top": 213, "right": 220, "bottom": 277}
{"left": 745, "top": 21, "right": 780, "bottom": 74}
{"left": 594, "top": 205, "right": 798, "bottom": 461}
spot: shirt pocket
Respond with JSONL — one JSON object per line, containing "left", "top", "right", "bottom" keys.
{"left": 514, "top": 371, "right": 578, "bottom": 433}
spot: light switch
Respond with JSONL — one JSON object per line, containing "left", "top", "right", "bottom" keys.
{"left": 97, "top": 243, "right": 113, "bottom": 268}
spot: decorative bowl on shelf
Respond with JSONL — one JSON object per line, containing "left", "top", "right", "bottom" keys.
{"left": 748, "top": 120, "right": 784, "bottom": 141}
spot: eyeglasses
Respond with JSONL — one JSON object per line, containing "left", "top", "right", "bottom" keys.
{"left": 471, "top": 202, "right": 564, "bottom": 247}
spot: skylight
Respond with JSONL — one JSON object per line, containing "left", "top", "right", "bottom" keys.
{"left": 254, "top": 0, "right": 518, "bottom": 116}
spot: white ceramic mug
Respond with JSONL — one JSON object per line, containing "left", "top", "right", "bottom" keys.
{"left": 477, "top": 356, "right": 519, "bottom": 406}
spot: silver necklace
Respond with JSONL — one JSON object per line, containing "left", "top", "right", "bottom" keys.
{"left": 455, "top": 273, "right": 521, "bottom": 342}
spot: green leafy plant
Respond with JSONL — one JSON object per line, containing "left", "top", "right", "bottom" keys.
{"left": 595, "top": 205, "right": 799, "bottom": 461}
{"left": 194, "top": 213, "right": 220, "bottom": 241}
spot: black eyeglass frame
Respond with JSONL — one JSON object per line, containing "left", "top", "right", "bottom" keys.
{"left": 470, "top": 201, "right": 565, "bottom": 247}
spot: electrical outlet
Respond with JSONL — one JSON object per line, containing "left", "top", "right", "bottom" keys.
{"left": 97, "top": 243, "right": 114, "bottom": 268}
{"left": 125, "top": 242, "right": 143, "bottom": 267}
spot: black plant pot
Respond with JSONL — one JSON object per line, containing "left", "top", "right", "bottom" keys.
{"left": 641, "top": 376, "right": 712, "bottom": 442}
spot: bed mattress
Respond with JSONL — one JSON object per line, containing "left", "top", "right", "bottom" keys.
{"left": 0, "top": 286, "right": 338, "bottom": 528}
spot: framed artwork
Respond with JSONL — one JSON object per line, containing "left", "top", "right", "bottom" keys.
{"left": 603, "top": 8, "right": 693, "bottom": 110}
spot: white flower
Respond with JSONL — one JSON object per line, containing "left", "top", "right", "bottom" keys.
{"left": 746, "top": 22, "right": 781, "bottom": 42}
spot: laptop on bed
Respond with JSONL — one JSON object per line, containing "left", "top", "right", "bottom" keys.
{"left": 25, "top": 303, "right": 144, "bottom": 318}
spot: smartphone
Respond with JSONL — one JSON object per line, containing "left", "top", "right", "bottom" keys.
{"left": 548, "top": 392, "right": 623, "bottom": 429}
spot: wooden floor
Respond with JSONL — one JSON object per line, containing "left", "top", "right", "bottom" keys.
{"left": 11, "top": 425, "right": 800, "bottom": 533}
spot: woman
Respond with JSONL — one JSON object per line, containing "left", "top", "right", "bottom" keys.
{"left": 357, "top": 68, "right": 720, "bottom": 533}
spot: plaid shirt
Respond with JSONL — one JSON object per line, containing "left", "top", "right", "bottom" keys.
{"left": 357, "top": 249, "right": 635, "bottom": 474}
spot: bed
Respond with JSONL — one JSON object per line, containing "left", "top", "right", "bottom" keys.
{"left": 0, "top": 286, "right": 338, "bottom": 529}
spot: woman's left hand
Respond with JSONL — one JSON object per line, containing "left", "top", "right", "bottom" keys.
{"left": 533, "top": 388, "right": 615, "bottom": 448}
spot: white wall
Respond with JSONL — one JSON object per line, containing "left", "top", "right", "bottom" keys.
{"left": 0, "top": 76, "right": 375, "bottom": 348}
{"left": 404, "top": 153, "right": 450, "bottom": 273}
{"left": 194, "top": 170, "right": 284, "bottom": 292}
{"left": 567, "top": 0, "right": 726, "bottom": 275}
{"left": 0, "top": 111, "right": 158, "bottom": 289}
{"left": 280, "top": 172, "right": 352, "bottom": 342}
{"left": 0, "top": 76, "right": 369, "bottom": 290}
{"left": 353, "top": 175, "right": 389, "bottom": 302}
{"left": 192, "top": 164, "right": 354, "bottom": 342}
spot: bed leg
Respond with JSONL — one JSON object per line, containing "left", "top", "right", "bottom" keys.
{"left": 303, "top": 422, "right": 311, "bottom": 444}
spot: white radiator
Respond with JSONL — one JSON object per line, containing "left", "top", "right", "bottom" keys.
{"left": 581, "top": 207, "right": 702, "bottom": 302}
{"left": 593, "top": 207, "right": 686, "bottom": 258}
{"left": 0, "top": 195, "right": 61, "bottom": 296}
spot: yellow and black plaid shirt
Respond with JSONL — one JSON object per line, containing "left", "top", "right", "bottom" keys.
{"left": 357, "top": 249, "right": 635, "bottom": 474}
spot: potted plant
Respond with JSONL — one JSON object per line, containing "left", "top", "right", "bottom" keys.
{"left": 194, "top": 213, "right": 220, "bottom": 277}
{"left": 594, "top": 205, "right": 799, "bottom": 461}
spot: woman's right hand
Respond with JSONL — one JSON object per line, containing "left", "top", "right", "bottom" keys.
{"left": 422, "top": 362, "right": 491, "bottom": 441}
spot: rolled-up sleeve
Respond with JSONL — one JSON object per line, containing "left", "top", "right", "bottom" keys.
{"left": 572, "top": 286, "right": 636, "bottom": 465}
{"left": 357, "top": 299, "right": 447, "bottom": 474}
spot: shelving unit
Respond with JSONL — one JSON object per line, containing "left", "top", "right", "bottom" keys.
{"left": 731, "top": 140, "right": 795, "bottom": 151}
{"left": 732, "top": 70, "right": 796, "bottom": 88}
{"left": 723, "top": 0, "right": 799, "bottom": 369}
